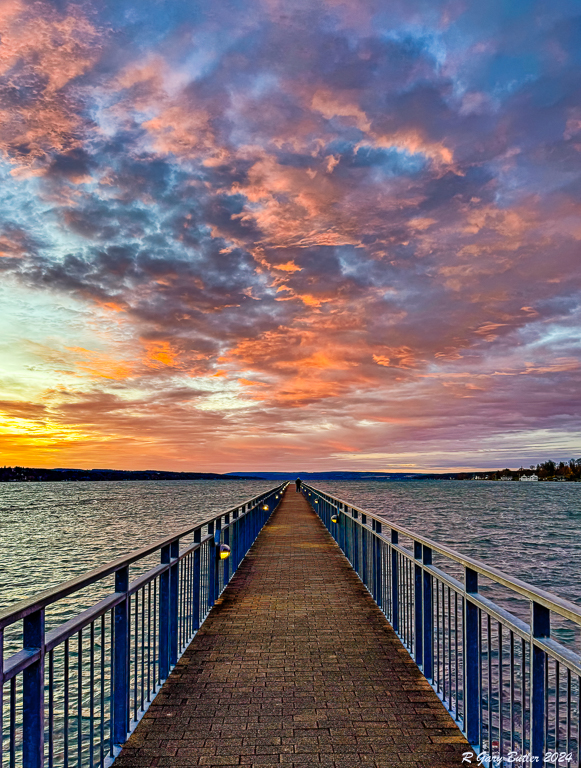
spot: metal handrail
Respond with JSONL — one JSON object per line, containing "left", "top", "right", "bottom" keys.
{"left": 306, "top": 488, "right": 581, "bottom": 626}
{"left": 0, "top": 481, "right": 288, "bottom": 768}
{"left": 0, "top": 488, "right": 282, "bottom": 629}
{"left": 303, "top": 482, "right": 581, "bottom": 768}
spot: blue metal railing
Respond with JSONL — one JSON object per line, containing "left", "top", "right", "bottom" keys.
{"left": 0, "top": 482, "right": 287, "bottom": 768}
{"left": 304, "top": 483, "right": 581, "bottom": 768}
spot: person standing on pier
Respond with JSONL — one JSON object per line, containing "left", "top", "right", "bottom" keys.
{"left": 295, "top": 477, "right": 302, "bottom": 492}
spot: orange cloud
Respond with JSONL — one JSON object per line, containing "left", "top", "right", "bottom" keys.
{"left": 65, "top": 347, "right": 134, "bottom": 381}
{"left": 0, "top": 1, "right": 100, "bottom": 170}
{"left": 142, "top": 340, "right": 180, "bottom": 369}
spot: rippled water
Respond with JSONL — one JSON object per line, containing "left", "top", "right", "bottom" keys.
{"left": 1, "top": 478, "right": 579, "bottom": 639}
{"left": 315, "top": 479, "right": 581, "bottom": 651}
{"left": 0, "top": 480, "right": 275, "bottom": 623}
{"left": 315, "top": 480, "right": 581, "bottom": 603}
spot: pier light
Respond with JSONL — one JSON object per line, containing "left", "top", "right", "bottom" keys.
{"left": 219, "top": 544, "right": 231, "bottom": 560}
{"left": 331, "top": 513, "right": 339, "bottom": 523}
{"left": 314, "top": 499, "right": 318, "bottom": 504}
{"left": 262, "top": 504, "right": 269, "bottom": 511}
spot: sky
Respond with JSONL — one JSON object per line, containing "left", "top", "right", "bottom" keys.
{"left": 0, "top": 0, "right": 580, "bottom": 473}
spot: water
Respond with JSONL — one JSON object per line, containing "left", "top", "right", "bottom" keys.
{"left": 316, "top": 479, "right": 581, "bottom": 651}
{"left": 0, "top": 479, "right": 275, "bottom": 625}
{"left": 1, "top": 478, "right": 579, "bottom": 633}
{"left": 315, "top": 480, "right": 581, "bottom": 606}
{"left": 1, "top": 478, "right": 579, "bottom": 763}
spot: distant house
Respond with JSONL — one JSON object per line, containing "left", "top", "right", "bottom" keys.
{"left": 520, "top": 474, "right": 539, "bottom": 481}
{"left": 500, "top": 475, "right": 513, "bottom": 480}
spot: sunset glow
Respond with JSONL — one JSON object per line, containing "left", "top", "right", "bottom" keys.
{"left": 1, "top": 0, "right": 580, "bottom": 472}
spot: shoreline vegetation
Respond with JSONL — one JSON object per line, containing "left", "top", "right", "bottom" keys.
{"left": 1, "top": 461, "right": 580, "bottom": 483}
{"left": 0, "top": 467, "right": 262, "bottom": 482}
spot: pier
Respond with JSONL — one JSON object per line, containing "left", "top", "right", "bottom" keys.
{"left": 1, "top": 481, "right": 580, "bottom": 768}
{"left": 116, "top": 486, "right": 468, "bottom": 767}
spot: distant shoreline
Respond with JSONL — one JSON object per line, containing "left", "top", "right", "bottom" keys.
{"left": 0, "top": 467, "right": 263, "bottom": 483}
{"left": 2, "top": 466, "right": 579, "bottom": 483}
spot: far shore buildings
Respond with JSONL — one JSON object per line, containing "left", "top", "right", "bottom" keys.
{"left": 472, "top": 474, "right": 539, "bottom": 480}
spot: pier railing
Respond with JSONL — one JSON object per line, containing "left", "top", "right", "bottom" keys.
{"left": 304, "top": 483, "right": 581, "bottom": 768}
{"left": 0, "top": 482, "right": 287, "bottom": 768}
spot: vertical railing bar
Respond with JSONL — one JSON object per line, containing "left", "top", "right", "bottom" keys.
{"left": 455, "top": 591, "right": 459, "bottom": 718}
{"left": 9, "top": 678, "right": 15, "bottom": 768}
{"left": 133, "top": 592, "right": 138, "bottom": 724}
{"left": 147, "top": 582, "right": 151, "bottom": 702}
{"left": 0, "top": 630, "right": 3, "bottom": 768}
{"left": 436, "top": 580, "right": 441, "bottom": 691}
{"left": 510, "top": 630, "right": 515, "bottom": 753}
{"left": 99, "top": 614, "right": 105, "bottom": 768}
{"left": 90, "top": 622, "right": 95, "bottom": 768}
{"left": 486, "top": 614, "right": 491, "bottom": 751}
{"left": 48, "top": 648, "right": 54, "bottom": 768}
{"left": 545, "top": 654, "right": 549, "bottom": 756}
{"left": 448, "top": 586, "right": 452, "bottom": 707}
{"left": 78, "top": 628, "right": 83, "bottom": 767}
{"left": 498, "top": 622, "right": 503, "bottom": 759}
{"left": 140, "top": 587, "right": 145, "bottom": 713}
{"left": 566, "top": 668, "right": 571, "bottom": 756}
{"left": 521, "top": 637, "right": 526, "bottom": 753}
{"left": 556, "top": 661, "right": 560, "bottom": 755}
{"left": 479, "top": 610, "right": 483, "bottom": 749}
{"left": 577, "top": 676, "right": 580, "bottom": 767}
{"left": 152, "top": 579, "right": 157, "bottom": 688}
{"left": 64, "top": 637, "right": 69, "bottom": 768}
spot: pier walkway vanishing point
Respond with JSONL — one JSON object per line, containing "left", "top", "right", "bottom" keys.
{"left": 117, "top": 486, "right": 469, "bottom": 768}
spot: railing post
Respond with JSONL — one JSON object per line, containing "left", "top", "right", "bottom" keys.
{"left": 361, "top": 514, "right": 368, "bottom": 586}
{"left": 353, "top": 511, "right": 359, "bottom": 574}
{"left": 159, "top": 546, "right": 170, "bottom": 681}
{"left": 232, "top": 510, "right": 239, "bottom": 569}
{"left": 370, "top": 520, "right": 377, "bottom": 598}
{"left": 192, "top": 529, "right": 201, "bottom": 631}
{"left": 391, "top": 530, "right": 399, "bottom": 632}
{"left": 531, "top": 602, "right": 550, "bottom": 760}
{"left": 214, "top": 517, "right": 221, "bottom": 602}
{"left": 414, "top": 542, "right": 423, "bottom": 666}
{"left": 374, "top": 521, "right": 382, "bottom": 608}
{"left": 223, "top": 514, "right": 230, "bottom": 584}
{"left": 464, "top": 567, "right": 480, "bottom": 746}
{"left": 422, "top": 546, "right": 433, "bottom": 680}
{"left": 208, "top": 521, "right": 215, "bottom": 610}
{"left": 113, "top": 566, "right": 129, "bottom": 746}
{"left": 169, "top": 539, "right": 179, "bottom": 665}
{"left": 22, "top": 608, "right": 45, "bottom": 768}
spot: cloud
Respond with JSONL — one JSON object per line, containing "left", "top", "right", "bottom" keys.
{"left": 0, "top": 0, "right": 580, "bottom": 470}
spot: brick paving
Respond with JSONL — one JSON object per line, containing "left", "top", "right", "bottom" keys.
{"left": 117, "top": 487, "right": 470, "bottom": 767}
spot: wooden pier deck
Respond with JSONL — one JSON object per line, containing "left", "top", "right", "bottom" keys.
{"left": 117, "top": 487, "right": 470, "bottom": 767}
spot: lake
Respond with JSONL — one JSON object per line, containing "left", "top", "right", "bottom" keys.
{"left": 1, "top": 478, "right": 579, "bottom": 648}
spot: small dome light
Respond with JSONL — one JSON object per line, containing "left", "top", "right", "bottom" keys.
{"left": 262, "top": 504, "right": 269, "bottom": 511}
{"left": 314, "top": 500, "right": 318, "bottom": 504}
{"left": 331, "top": 514, "right": 339, "bottom": 523}
{"left": 219, "top": 544, "right": 231, "bottom": 560}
